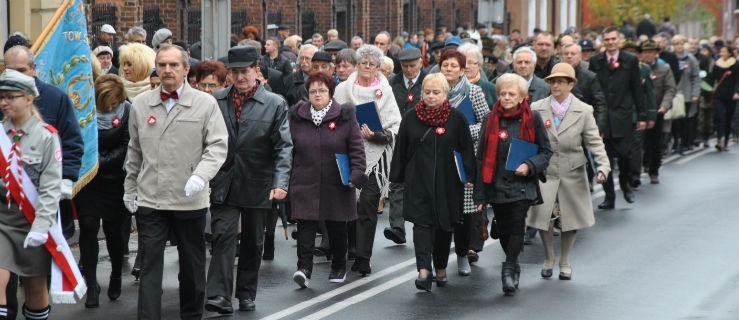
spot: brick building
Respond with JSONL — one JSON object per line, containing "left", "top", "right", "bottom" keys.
{"left": 84, "top": 0, "right": 478, "bottom": 46}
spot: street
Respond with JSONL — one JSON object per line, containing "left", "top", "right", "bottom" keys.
{"left": 46, "top": 141, "right": 738, "bottom": 320}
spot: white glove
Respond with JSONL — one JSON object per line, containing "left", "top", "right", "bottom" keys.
{"left": 60, "top": 179, "right": 74, "bottom": 200}
{"left": 184, "top": 175, "right": 205, "bottom": 197}
{"left": 23, "top": 231, "right": 48, "bottom": 248}
{"left": 123, "top": 193, "right": 138, "bottom": 213}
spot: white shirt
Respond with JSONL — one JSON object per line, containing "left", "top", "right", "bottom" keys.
{"left": 162, "top": 84, "right": 185, "bottom": 113}
{"left": 403, "top": 72, "right": 421, "bottom": 90}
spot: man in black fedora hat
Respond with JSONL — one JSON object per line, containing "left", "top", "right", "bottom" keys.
{"left": 205, "top": 45, "right": 293, "bottom": 314}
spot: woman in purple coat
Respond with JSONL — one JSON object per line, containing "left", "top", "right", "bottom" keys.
{"left": 289, "top": 72, "right": 368, "bottom": 288}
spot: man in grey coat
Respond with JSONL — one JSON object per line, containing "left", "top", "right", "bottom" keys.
{"left": 512, "top": 46, "right": 550, "bottom": 104}
{"left": 205, "top": 46, "right": 292, "bottom": 315}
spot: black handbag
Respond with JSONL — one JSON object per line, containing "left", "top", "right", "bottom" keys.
{"left": 490, "top": 216, "right": 501, "bottom": 240}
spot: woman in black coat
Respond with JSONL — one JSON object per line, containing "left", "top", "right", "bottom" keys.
{"left": 474, "top": 73, "right": 552, "bottom": 296}
{"left": 75, "top": 74, "right": 131, "bottom": 307}
{"left": 707, "top": 45, "right": 739, "bottom": 151}
{"left": 390, "top": 73, "right": 476, "bottom": 292}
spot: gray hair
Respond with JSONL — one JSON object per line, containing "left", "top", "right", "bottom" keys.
{"left": 4, "top": 45, "right": 35, "bottom": 65}
{"left": 156, "top": 44, "right": 190, "bottom": 68}
{"left": 239, "top": 39, "right": 262, "bottom": 51}
{"left": 299, "top": 44, "right": 318, "bottom": 55}
{"left": 513, "top": 46, "right": 537, "bottom": 64}
{"left": 495, "top": 73, "right": 529, "bottom": 98}
{"left": 126, "top": 26, "right": 147, "bottom": 39}
{"left": 356, "top": 44, "right": 384, "bottom": 65}
{"left": 351, "top": 36, "right": 363, "bottom": 43}
{"left": 335, "top": 48, "right": 358, "bottom": 65}
{"left": 562, "top": 43, "right": 581, "bottom": 54}
{"left": 312, "top": 33, "right": 323, "bottom": 40}
{"left": 457, "top": 43, "right": 483, "bottom": 65}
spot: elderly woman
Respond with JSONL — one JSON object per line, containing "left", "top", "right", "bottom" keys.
{"left": 290, "top": 72, "right": 367, "bottom": 287}
{"left": 527, "top": 63, "right": 610, "bottom": 282}
{"left": 334, "top": 44, "right": 402, "bottom": 276}
{"left": 335, "top": 48, "right": 358, "bottom": 82}
{"left": 75, "top": 74, "right": 131, "bottom": 307}
{"left": 380, "top": 56, "right": 395, "bottom": 80}
{"left": 707, "top": 45, "right": 739, "bottom": 151}
{"left": 390, "top": 73, "right": 475, "bottom": 291}
{"left": 118, "top": 43, "right": 156, "bottom": 99}
{"left": 438, "top": 49, "right": 490, "bottom": 275}
{"left": 474, "top": 73, "right": 551, "bottom": 296}
{"left": 0, "top": 69, "right": 62, "bottom": 320}
{"left": 195, "top": 60, "right": 228, "bottom": 95}
{"left": 671, "top": 35, "right": 701, "bottom": 153}
{"left": 458, "top": 43, "right": 498, "bottom": 107}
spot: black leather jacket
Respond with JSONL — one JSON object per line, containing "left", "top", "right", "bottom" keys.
{"left": 210, "top": 84, "right": 293, "bottom": 208}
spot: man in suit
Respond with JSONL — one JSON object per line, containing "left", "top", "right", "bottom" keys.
{"left": 284, "top": 44, "right": 318, "bottom": 106}
{"left": 384, "top": 47, "right": 427, "bottom": 245}
{"left": 639, "top": 40, "right": 676, "bottom": 184}
{"left": 512, "top": 46, "right": 550, "bottom": 104}
{"left": 124, "top": 44, "right": 228, "bottom": 319}
{"left": 588, "top": 26, "right": 649, "bottom": 209}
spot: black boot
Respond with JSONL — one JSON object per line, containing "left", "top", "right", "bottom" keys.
{"left": 263, "top": 233, "right": 275, "bottom": 260}
{"left": 85, "top": 283, "right": 100, "bottom": 308}
{"left": 513, "top": 263, "right": 521, "bottom": 288}
{"left": 108, "top": 276, "right": 122, "bottom": 301}
{"left": 501, "top": 262, "right": 516, "bottom": 295}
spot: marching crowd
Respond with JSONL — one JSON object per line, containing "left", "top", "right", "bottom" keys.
{"left": 0, "top": 14, "right": 737, "bottom": 320}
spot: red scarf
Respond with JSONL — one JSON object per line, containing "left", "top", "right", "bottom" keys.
{"left": 232, "top": 82, "right": 259, "bottom": 122}
{"left": 415, "top": 100, "right": 451, "bottom": 127}
{"left": 481, "top": 99, "right": 536, "bottom": 183}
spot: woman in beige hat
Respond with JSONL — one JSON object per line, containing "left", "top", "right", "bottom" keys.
{"left": 528, "top": 63, "right": 611, "bottom": 281}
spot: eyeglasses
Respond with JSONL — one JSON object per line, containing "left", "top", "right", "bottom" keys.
{"left": 0, "top": 94, "right": 25, "bottom": 102}
{"left": 309, "top": 88, "right": 329, "bottom": 96}
{"left": 359, "top": 61, "right": 378, "bottom": 68}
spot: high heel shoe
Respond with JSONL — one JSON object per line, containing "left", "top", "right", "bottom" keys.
{"left": 131, "top": 268, "right": 141, "bottom": 281}
{"left": 501, "top": 262, "right": 516, "bottom": 295}
{"left": 85, "top": 284, "right": 100, "bottom": 308}
{"left": 513, "top": 263, "right": 521, "bottom": 288}
{"left": 559, "top": 264, "right": 572, "bottom": 280}
{"left": 541, "top": 260, "right": 554, "bottom": 278}
{"left": 415, "top": 272, "right": 432, "bottom": 292}
{"left": 108, "top": 276, "right": 122, "bottom": 301}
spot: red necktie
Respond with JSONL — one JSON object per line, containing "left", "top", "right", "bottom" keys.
{"left": 160, "top": 91, "right": 179, "bottom": 101}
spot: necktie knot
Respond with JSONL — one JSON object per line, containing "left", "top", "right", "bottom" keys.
{"left": 407, "top": 79, "right": 414, "bottom": 89}
{"left": 609, "top": 57, "right": 615, "bottom": 64}
{"left": 160, "top": 90, "right": 179, "bottom": 101}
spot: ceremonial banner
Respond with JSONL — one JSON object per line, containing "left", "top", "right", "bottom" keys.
{"left": 31, "top": 0, "right": 98, "bottom": 194}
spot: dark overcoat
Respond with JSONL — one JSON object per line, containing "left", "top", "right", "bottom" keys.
{"left": 288, "top": 100, "right": 368, "bottom": 222}
{"left": 389, "top": 107, "right": 476, "bottom": 231}
{"left": 390, "top": 70, "right": 427, "bottom": 116}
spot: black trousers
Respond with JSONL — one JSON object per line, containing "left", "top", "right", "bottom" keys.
{"left": 644, "top": 114, "right": 666, "bottom": 175}
{"left": 206, "top": 205, "right": 268, "bottom": 302}
{"left": 454, "top": 214, "right": 475, "bottom": 256}
{"left": 356, "top": 173, "right": 381, "bottom": 260}
{"left": 714, "top": 98, "right": 737, "bottom": 142}
{"left": 604, "top": 136, "right": 634, "bottom": 201}
{"left": 78, "top": 213, "right": 129, "bottom": 286}
{"left": 296, "top": 220, "right": 348, "bottom": 274}
{"left": 137, "top": 207, "right": 206, "bottom": 320}
{"left": 465, "top": 213, "right": 485, "bottom": 253}
{"left": 60, "top": 200, "right": 75, "bottom": 240}
{"left": 412, "top": 224, "right": 453, "bottom": 272}
{"left": 491, "top": 200, "right": 531, "bottom": 264}
{"left": 629, "top": 130, "right": 646, "bottom": 183}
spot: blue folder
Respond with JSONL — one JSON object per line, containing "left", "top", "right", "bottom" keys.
{"left": 505, "top": 138, "right": 538, "bottom": 171}
{"left": 355, "top": 101, "right": 383, "bottom": 132}
{"left": 453, "top": 151, "right": 468, "bottom": 184}
{"left": 457, "top": 97, "right": 477, "bottom": 125}
{"left": 335, "top": 153, "right": 351, "bottom": 186}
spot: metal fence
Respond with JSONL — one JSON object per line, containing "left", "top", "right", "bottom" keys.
{"left": 90, "top": 4, "right": 117, "bottom": 44}
{"left": 232, "top": 8, "right": 249, "bottom": 37}
{"left": 301, "top": 10, "right": 315, "bottom": 41}
{"left": 187, "top": 7, "right": 201, "bottom": 45}
{"left": 143, "top": 5, "right": 164, "bottom": 46}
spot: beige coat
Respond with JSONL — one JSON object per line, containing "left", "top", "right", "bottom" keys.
{"left": 527, "top": 96, "right": 611, "bottom": 231}
{"left": 124, "top": 83, "right": 228, "bottom": 211}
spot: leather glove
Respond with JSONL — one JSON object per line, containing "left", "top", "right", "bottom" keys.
{"left": 60, "top": 179, "right": 74, "bottom": 200}
{"left": 23, "top": 231, "right": 48, "bottom": 248}
{"left": 123, "top": 193, "right": 138, "bottom": 213}
{"left": 184, "top": 175, "right": 205, "bottom": 197}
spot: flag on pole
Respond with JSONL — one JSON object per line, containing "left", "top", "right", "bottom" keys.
{"left": 31, "top": 0, "right": 98, "bottom": 194}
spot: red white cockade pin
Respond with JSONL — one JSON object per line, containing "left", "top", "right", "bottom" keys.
{"left": 112, "top": 116, "right": 121, "bottom": 128}
{"left": 499, "top": 130, "right": 508, "bottom": 139}
{"left": 436, "top": 127, "right": 446, "bottom": 135}
{"left": 544, "top": 119, "right": 552, "bottom": 128}
{"left": 147, "top": 116, "right": 157, "bottom": 126}
{"left": 407, "top": 93, "right": 414, "bottom": 102}
{"left": 375, "top": 89, "right": 383, "bottom": 98}
{"left": 328, "top": 121, "right": 337, "bottom": 130}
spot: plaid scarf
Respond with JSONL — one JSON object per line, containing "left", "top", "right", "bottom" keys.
{"left": 232, "top": 82, "right": 259, "bottom": 122}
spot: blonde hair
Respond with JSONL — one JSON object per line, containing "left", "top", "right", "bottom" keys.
{"left": 284, "top": 35, "right": 303, "bottom": 51}
{"left": 118, "top": 43, "right": 156, "bottom": 82}
{"left": 95, "top": 74, "right": 127, "bottom": 112}
{"left": 327, "top": 29, "right": 338, "bottom": 37}
{"left": 90, "top": 54, "right": 102, "bottom": 81}
{"left": 380, "top": 56, "right": 394, "bottom": 70}
{"left": 495, "top": 73, "right": 528, "bottom": 98}
{"left": 671, "top": 34, "right": 687, "bottom": 45}
{"left": 421, "top": 73, "right": 450, "bottom": 95}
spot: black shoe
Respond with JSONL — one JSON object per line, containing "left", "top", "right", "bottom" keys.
{"left": 435, "top": 272, "right": 448, "bottom": 287}
{"left": 329, "top": 269, "right": 347, "bottom": 283}
{"left": 107, "top": 276, "right": 121, "bottom": 301}
{"left": 415, "top": 275, "right": 432, "bottom": 292}
{"left": 85, "top": 284, "right": 100, "bottom": 308}
{"left": 205, "top": 295, "right": 234, "bottom": 314}
{"left": 291, "top": 230, "right": 298, "bottom": 240}
{"left": 623, "top": 190, "right": 635, "bottom": 203}
{"left": 598, "top": 200, "right": 615, "bottom": 210}
{"left": 541, "top": 267, "right": 553, "bottom": 278}
{"left": 314, "top": 246, "right": 332, "bottom": 260}
{"left": 263, "top": 234, "right": 275, "bottom": 260}
{"left": 466, "top": 250, "right": 479, "bottom": 263}
{"left": 383, "top": 227, "right": 406, "bottom": 244}
{"left": 131, "top": 268, "right": 140, "bottom": 281}
{"left": 630, "top": 178, "right": 641, "bottom": 188}
{"left": 238, "top": 298, "right": 256, "bottom": 311}
{"left": 352, "top": 257, "right": 372, "bottom": 276}
{"left": 501, "top": 262, "right": 516, "bottom": 295}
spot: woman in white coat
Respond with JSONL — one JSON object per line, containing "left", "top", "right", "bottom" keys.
{"left": 527, "top": 63, "right": 610, "bottom": 280}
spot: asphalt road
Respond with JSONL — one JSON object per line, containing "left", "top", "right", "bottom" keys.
{"left": 38, "top": 141, "right": 739, "bottom": 320}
